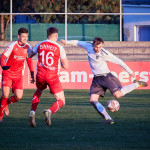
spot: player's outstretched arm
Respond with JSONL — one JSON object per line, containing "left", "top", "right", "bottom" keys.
{"left": 26, "top": 57, "right": 35, "bottom": 84}
{"left": 28, "top": 50, "right": 36, "bottom": 58}
{"left": 61, "top": 39, "right": 88, "bottom": 51}
{"left": 61, "top": 58, "right": 68, "bottom": 69}
{"left": 104, "top": 50, "right": 133, "bottom": 76}
{"left": 60, "top": 39, "right": 66, "bottom": 45}
{"left": 60, "top": 39, "right": 78, "bottom": 46}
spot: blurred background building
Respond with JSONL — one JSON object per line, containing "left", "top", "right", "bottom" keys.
{"left": 123, "top": 0, "right": 150, "bottom": 41}
{"left": 0, "top": 0, "right": 150, "bottom": 41}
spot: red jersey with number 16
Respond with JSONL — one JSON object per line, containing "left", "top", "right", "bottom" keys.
{"left": 33, "top": 40, "right": 66, "bottom": 77}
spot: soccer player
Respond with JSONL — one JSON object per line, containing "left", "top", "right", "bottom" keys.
{"left": 28, "top": 27, "right": 68, "bottom": 127}
{"left": 60, "top": 37, "right": 148, "bottom": 124}
{"left": 0, "top": 28, "right": 35, "bottom": 122}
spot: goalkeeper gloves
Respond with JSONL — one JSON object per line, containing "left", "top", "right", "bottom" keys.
{"left": 2, "top": 66, "right": 11, "bottom": 70}
{"left": 30, "top": 71, "right": 35, "bottom": 84}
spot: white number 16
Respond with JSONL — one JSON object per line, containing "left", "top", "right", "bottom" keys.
{"left": 39, "top": 50, "right": 54, "bottom": 66}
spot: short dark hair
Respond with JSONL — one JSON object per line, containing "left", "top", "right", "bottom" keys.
{"left": 93, "top": 37, "right": 104, "bottom": 45}
{"left": 47, "top": 27, "right": 58, "bottom": 37}
{"left": 18, "top": 28, "right": 28, "bottom": 35}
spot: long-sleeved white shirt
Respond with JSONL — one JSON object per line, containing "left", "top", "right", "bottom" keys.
{"left": 66, "top": 40, "right": 133, "bottom": 76}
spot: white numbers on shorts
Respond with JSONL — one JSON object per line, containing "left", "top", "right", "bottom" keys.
{"left": 39, "top": 50, "right": 54, "bottom": 66}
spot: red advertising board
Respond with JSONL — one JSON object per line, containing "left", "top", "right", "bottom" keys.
{"left": 0, "top": 61, "right": 150, "bottom": 89}
{"left": 60, "top": 62, "right": 150, "bottom": 89}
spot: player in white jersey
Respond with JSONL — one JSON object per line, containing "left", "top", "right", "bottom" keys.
{"left": 61, "top": 37, "right": 148, "bottom": 124}
{"left": 28, "top": 27, "right": 68, "bottom": 127}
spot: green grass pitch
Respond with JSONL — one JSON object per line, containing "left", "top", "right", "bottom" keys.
{"left": 0, "top": 89, "right": 150, "bottom": 150}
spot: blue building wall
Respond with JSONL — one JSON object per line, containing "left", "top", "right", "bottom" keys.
{"left": 123, "top": 5, "right": 150, "bottom": 41}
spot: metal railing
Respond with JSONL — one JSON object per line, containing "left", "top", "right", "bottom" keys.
{"left": 1, "top": 0, "right": 150, "bottom": 41}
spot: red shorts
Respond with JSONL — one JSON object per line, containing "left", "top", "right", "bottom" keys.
{"left": 2, "top": 75, "right": 23, "bottom": 91}
{"left": 36, "top": 74, "right": 63, "bottom": 94}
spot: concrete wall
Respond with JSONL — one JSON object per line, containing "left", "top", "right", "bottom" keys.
{"left": 0, "top": 41, "right": 150, "bottom": 61}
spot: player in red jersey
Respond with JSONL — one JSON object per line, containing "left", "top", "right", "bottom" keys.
{"left": 28, "top": 27, "right": 68, "bottom": 127}
{"left": 0, "top": 28, "right": 35, "bottom": 122}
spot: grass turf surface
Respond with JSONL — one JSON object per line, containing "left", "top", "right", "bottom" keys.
{"left": 0, "top": 89, "right": 150, "bottom": 150}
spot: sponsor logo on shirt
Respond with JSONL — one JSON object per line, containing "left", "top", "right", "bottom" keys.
{"left": 14, "top": 55, "right": 25, "bottom": 60}
{"left": 40, "top": 62, "right": 56, "bottom": 70}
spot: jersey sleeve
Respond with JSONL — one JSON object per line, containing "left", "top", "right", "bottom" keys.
{"left": 27, "top": 44, "right": 33, "bottom": 56}
{"left": 0, "top": 54, "right": 7, "bottom": 67}
{"left": 77, "top": 41, "right": 89, "bottom": 50}
{"left": 66, "top": 40, "right": 78, "bottom": 46}
{"left": 66, "top": 40, "right": 89, "bottom": 51}
{"left": 0, "top": 42, "right": 15, "bottom": 67}
{"left": 2, "top": 42, "right": 15, "bottom": 57}
{"left": 102, "top": 48, "right": 133, "bottom": 75}
{"left": 33, "top": 42, "right": 40, "bottom": 54}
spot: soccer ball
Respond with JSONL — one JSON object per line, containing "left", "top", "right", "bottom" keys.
{"left": 106, "top": 100, "right": 120, "bottom": 112}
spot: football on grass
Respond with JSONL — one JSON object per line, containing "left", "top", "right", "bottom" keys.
{"left": 107, "top": 100, "right": 120, "bottom": 112}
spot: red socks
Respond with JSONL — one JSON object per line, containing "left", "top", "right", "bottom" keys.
{"left": 30, "top": 90, "right": 64, "bottom": 114}
{"left": 0, "top": 96, "right": 19, "bottom": 116}
{"left": 7, "top": 96, "right": 19, "bottom": 105}
{"left": 49, "top": 100, "right": 64, "bottom": 114}
{"left": 0, "top": 97, "right": 8, "bottom": 111}
{"left": 31, "top": 90, "right": 42, "bottom": 111}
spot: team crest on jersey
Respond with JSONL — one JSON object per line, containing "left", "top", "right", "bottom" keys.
{"left": 24, "top": 49, "right": 27, "bottom": 54}
{"left": 96, "top": 55, "right": 99, "bottom": 59}
{"left": 15, "top": 48, "right": 18, "bottom": 51}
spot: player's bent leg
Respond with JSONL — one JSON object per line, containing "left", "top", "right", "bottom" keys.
{"left": 90, "top": 94, "right": 114, "bottom": 124}
{"left": 117, "top": 80, "right": 148, "bottom": 98}
{"left": 7, "top": 96, "right": 20, "bottom": 105}
{"left": 14, "top": 89, "right": 23, "bottom": 100}
{"left": 113, "top": 91, "right": 124, "bottom": 98}
{"left": 0, "top": 97, "right": 9, "bottom": 122}
{"left": 1, "top": 86, "right": 10, "bottom": 119}
{"left": 29, "top": 111, "right": 36, "bottom": 127}
{"left": 5, "top": 91, "right": 22, "bottom": 118}
{"left": 43, "top": 109, "right": 52, "bottom": 126}
{"left": 31, "top": 89, "right": 42, "bottom": 111}
{"left": 49, "top": 91, "right": 65, "bottom": 114}
{"left": 133, "top": 79, "right": 148, "bottom": 87}
{"left": 43, "top": 99, "right": 65, "bottom": 126}
{"left": 43, "top": 91, "right": 65, "bottom": 126}
{"left": 2, "top": 86, "right": 10, "bottom": 98}
{"left": 4, "top": 105, "right": 9, "bottom": 116}
{"left": 54, "top": 91, "right": 65, "bottom": 105}
{"left": 29, "top": 89, "right": 42, "bottom": 127}
{"left": 119, "top": 82, "right": 143, "bottom": 96}
{"left": 7, "top": 89, "right": 23, "bottom": 105}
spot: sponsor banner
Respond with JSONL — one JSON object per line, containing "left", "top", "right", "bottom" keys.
{"left": 0, "top": 61, "right": 150, "bottom": 89}
{"left": 60, "top": 62, "right": 150, "bottom": 89}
